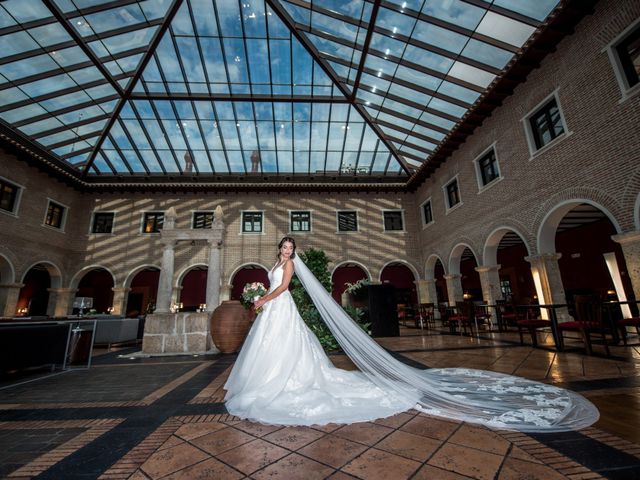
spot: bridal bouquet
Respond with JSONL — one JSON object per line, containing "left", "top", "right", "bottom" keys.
{"left": 241, "top": 282, "right": 267, "bottom": 314}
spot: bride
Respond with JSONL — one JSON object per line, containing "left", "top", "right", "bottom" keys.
{"left": 224, "top": 237, "right": 599, "bottom": 431}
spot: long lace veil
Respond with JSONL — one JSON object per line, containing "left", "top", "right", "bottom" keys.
{"left": 292, "top": 255, "right": 599, "bottom": 432}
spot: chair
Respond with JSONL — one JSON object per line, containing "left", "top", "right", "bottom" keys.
{"left": 448, "top": 301, "right": 473, "bottom": 334}
{"left": 557, "top": 295, "right": 610, "bottom": 356}
{"left": 415, "top": 303, "right": 435, "bottom": 329}
{"left": 474, "top": 303, "right": 492, "bottom": 330}
{"left": 516, "top": 307, "right": 551, "bottom": 347}
{"left": 496, "top": 300, "right": 525, "bottom": 330}
{"left": 617, "top": 313, "right": 640, "bottom": 345}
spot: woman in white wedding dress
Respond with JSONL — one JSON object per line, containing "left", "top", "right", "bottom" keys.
{"left": 224, "top": 237, "right": 599, "bottom": 432}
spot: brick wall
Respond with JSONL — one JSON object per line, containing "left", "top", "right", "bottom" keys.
{"left": 0, "top": 0, "right": 639, "bottom": 296}
{"left": 413, "top": 0, "right": 640, "bottom": 275}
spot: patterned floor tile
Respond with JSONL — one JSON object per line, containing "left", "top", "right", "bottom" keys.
{"left": 139, "top": 442, "right": 210, "bottom": 479}
{"left": 297, "top": 434, "right": 368, "bottom": 469}
{"left": 251, "top": 453, "right": 335, "bottom": 480}
{"left": 215, "top": 438, "right": 289, "bottom": 475}
{"left": 341, "top": 447, "right": 422, "bottom": 480}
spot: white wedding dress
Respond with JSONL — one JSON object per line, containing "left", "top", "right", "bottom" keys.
{"left": 224, "top": 262, "right": 415, "bottom": 425}
{"left": 224, "top": 256, "right": 599, "bottom": 431}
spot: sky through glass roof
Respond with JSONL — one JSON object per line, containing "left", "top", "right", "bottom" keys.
{"left": 0, "top": 0, "right": 563, "bottom": 185}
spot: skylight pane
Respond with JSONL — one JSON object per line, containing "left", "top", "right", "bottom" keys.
{"left": 475, "top": 12, "right": 536, "bottom": 48}
{"left": 492, "top": 0, "right": 560, "bottom": 21}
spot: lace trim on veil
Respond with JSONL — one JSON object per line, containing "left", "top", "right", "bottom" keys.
{"left": 292, "top": 255, "right": 599, "bottom": 432}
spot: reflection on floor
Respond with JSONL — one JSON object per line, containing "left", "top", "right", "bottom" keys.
{"left": 1, "top": 324, "right": 639, "bottom": 479}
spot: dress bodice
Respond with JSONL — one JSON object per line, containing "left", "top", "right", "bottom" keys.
{"left": 268, "top": 263, "right": 284, "bottom": 291}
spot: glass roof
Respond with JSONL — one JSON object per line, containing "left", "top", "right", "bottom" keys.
{"left": 0, "top": 0, "right": 561, "bottom": 183}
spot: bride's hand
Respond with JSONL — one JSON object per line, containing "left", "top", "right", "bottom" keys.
{"left": 254, "top": 297, "right": 266, "bottom": 309}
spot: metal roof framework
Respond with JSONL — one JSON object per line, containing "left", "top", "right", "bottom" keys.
{"left": 0, "top": 0, "right": 595, "bottom": 191}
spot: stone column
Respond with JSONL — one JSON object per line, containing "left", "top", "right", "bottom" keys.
{"left": 612, "top": 230, "right": 640, "bottom": 302}
{"left": 0, "top": 283, "right": 24, "bottom": 317}
{"left": 415, "top": 279, "right": 437, "bottom": 305}
{"left": 205, "top": 240, "right": 222, "bottom": 312}
{"left": 444, "top": 274, "right": 463, "bottom": 306}
{"left": 525, "top": 253, "right": 571, "bottom": 322}
{"left": 476, "top": 265, "right": 503, "bottom": 305}
{"left": 48, "top": 288, "right": 78, "bottom": 317}
{"left": 111, "top": 287, "right": 131, "bottom": 316}
{"left": 156, "top": 240, "right": 176, "bottom": 313}
{"left": 172, "top": 286, "right": 183, "bottom": 310}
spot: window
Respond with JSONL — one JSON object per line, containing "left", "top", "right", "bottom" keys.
{"left": 383, "top": 210, "right": 404, "bottom": 231}
{"left": 529, "top": 98, "right": 565, "bottom": 150}
{"left": 445, "top": 179, "right": 461, "bottom": 209}
{"left": 0, "top": 178, "right": 19, "bottom": 214}
{"left": 422, "top": 200, "right": 433, "bottom": 225}
{"left": 242, "top": 211, "right": 263, "bottom": 233}
{"left": 143, "top": 212, "right": 164, "bottom": 233}
{"left": 92, "top": 212, "right": 114, "bottom": 233}
{"left": 193, "top": 211, "right": 214, "bottom": 229}
{"left": 616, "top": 27, "right": 640, "bottom": 89}
{"left": 290, "top": 211, "right": 311, "bottom": 232}
{"left": 45, "top": 201, "right": 66, "bottom": 229}
{"left": 477, "top": 149, "right": 500, "bottom": 186}
{"left": 606, "top": 19, "right": 640, "bottom": 98}
{"left": 337, "top": 211, "right": 358, "bottom": 232}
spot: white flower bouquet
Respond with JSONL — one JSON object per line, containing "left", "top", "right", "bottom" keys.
{"left": 241, "top": 282, "right": 267, "bottom": 314}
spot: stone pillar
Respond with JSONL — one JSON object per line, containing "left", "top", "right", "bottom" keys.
{"left": 111, "top": 287, "right": 131, "bottom": 316}
{"left": 612, "top": 230, "right": 640, "bottom": 302}
{"left": 476, "top": 265, "right": 503, "bottom": 305}
{"left": 415, "top": 279, "right": 437, "bottom": 305}
{"left": 444, "top": 274, "right": 463, "bottom": 306}
{"left": 48, "top": 288, "right": 78, "bottom": 317}
{"left": 0, "top": 283, "right": 24, "bottom": 317}
{"left": 156, "top": 240, "right": 176, "bottom": 313}
{"left": 525, "top": 253, "right": 571, "bottom": 322}
{"left": 205, "top": 240, "right": 222, "bottom": 312}
{"left": 172, "top": 286, "right": 183, "bottom": 310}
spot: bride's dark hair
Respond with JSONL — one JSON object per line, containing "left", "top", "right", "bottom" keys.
{"left": 278, "top": 236, "right": 296, "bottom": 259}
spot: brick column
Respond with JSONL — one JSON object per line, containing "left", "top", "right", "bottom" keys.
{"left": 612, "top": 230, "right": 640, "bottom": 302}
{"left": 475, "top": 265, "right": 503, "bottom": 305}
{"left": 48, "top": 288, "right": 78, "bottom": 317}
{"left": 0, "top": 283, "right": 24, "bottom": 317}
{"left": 111, "top": 287, "right": 131, "bottom": 316}
{"left": 525, "top": 253, "right": 571, "bottom": 322}
{"left": 156, "top": 240, "right": 176, "bottom": 313}
{"left": 444, "top": 274, "right": 463, "bottom": 306}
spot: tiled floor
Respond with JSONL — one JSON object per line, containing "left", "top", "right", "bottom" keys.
{"left": 1, "top": 326, "right": 640, "bottom": 479}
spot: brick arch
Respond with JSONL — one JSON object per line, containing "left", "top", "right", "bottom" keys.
{"left": 483, "top": 225, "right": 532, "bottom": 266}
{"left": 176, "top": 263, "right": 208, "bottom": 287}
{"left": 123, "top": 264, "right": 161, "bottom": 289}
{"left": 70, "top": 265, "right": 117, "bottom": 290}
{"left": 621, "top": 166, "right": 640, "bottom": 231}
{"left": 0, "top": 252, "right": 16, "bottom": 284}
{"left": 537, "top": 198, "right": 623, "bottom": 254}
{"left": 330, "top": 260, "right": 372, "bottom": 281}
{"left": 21, "top": 260, "right": 63, "bottom": 289}
{"left": 377, "top": 259, "right": 420, "bottom": 283}
{"left": 226, "top": 261, "right": 270, "bottom": 287}
{"left": 533, "top": 188, "right": 624, "bottom": 252}
{"left": 425, "top": 254, "right": 447, "bottom": 280}
{"left": 448, "top": 243, "right": 479, "bottom": 276}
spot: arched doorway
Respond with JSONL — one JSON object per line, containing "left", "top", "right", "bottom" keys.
{"left": 75, "top": 268, "right": 115, "bottom": 314}
{"left": 551, "top": 203, "right": 631, "bottom": 303}
{"left": 434, "top": 258, "right": 448, "bottom": 305}
{"left": 230, "top": 265, "right": 269, "bottom": 301}
{"left": 450, "top": 246, "right": 481, "bottom": 302}
{"left": 18, "top": 262, "right": 61, "bottom": 316}
{"left": 127, "top": 267, "right": 160, "bottom": 317}
{"left": 486, "top": 229, "right": 535, "bottom": 304}
{"left": 332, "top": 262, "right": 370, "bottom": 305}
{"left": 179, "top": 266, "right": 207, "bottom": 311}
{"left": 380, "top": 262, "right": 418, "bottom": 305}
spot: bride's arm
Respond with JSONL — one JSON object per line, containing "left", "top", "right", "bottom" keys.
{"left": 254, "top": 260, "right": 294, "bottom": 309}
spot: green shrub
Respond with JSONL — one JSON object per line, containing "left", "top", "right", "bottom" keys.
{"left": 291, "top": 248, "right": 370, "bottom": 351}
